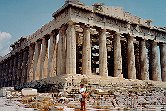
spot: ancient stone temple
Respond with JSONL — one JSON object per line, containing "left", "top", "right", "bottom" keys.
{"left": 0, "top": 0, "right": 166, "bottom": 87}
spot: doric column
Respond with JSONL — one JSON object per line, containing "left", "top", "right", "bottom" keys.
{"left": 22, "top": 51, "right": 26, "bottom": 84}
{"left": 160, "top": 43, "right": 166, "bottom": 82}
{"left": 8, "top": 59, "right": 12, "bottom": 86}
{"left": 82, "top": 25, "right": 91, "bottom": 75}
{"left": 127, "top": 34, "right": 136, "bottom": 79}
{"left": 15, "top": 53, "right": 19, "bottom": 85}
{"left": 3, "top": 61, "right": 6, "bottom": 86}
{"left": 12, "top": 56, "right": 16, "bottom": 86}
{"left": 40, "top": 37, "right": 48, "bottom": 79}
{"left": 13, "top": 55, "right": 18, "bottom": 86}
{"left": 66, "top": 21, "right": 76, "bottom": 74}
{"left": 10, "top": 57, "right": 14, "bottom": 86}
{"left": 4, "top": 61, "right": 8, "bottom": 86}
{"left": 52, "top": 35, "right": 58, "bottom": 77}
{"left": 18, "top": 51, "right": 23, "bottom": 85}
{"left": 33, "top": 40, "right": 41, "bottom": 80}
{"left": 99, "top": 29, "right": 108, "bottom": 76}
{"left": 7, "top": 60, "right": 10, "bottom": 86}
{"left": 5, "top": 60, "right": 8, "bottom": 86}
{"left": 48, "top": 34, "right": 54, "bottom": 77}
{"left": 22, "top": 48, "right": 29, "bottom": 83}
{"left": 114, "top": 32, "right": 122, "bottom": 77}
{"left": 7, "top": 59, "right": 11, "bottom": 86}
{"left": 151, "top": 41, "right": 160, "bottom": 81}
{"left": 57, "top": 26, "right": 66, "bottom": 75}
{"left": 2, "top": 63, "right": 5, "bottom": 86}
{"left": 0, "top": 63, "right": 1, "bottom": 86}
{"left": 0, "top": 62, "right": 3, "bottom": 87}
{"left": 3, "top": 62, "right": 6, "bottom": 86}
{"left": 48, "top": 32, "right": 57, "bottom": 77}
{"left": 139, "top": 39, "right": 148, "bottom": 80}
{"left": 2, "top": 62, "right": 5, "bottom": 86}
{"left": 27, "top": 44, "right": 35, "bottom": 82}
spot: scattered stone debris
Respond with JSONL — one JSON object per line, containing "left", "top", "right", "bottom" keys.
{"left": 0, "top": 79, "right": 165, "bottom": 111}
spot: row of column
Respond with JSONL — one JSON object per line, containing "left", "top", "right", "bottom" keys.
{"left": 30, "top": 33, "right": 57, "bottom": 82}
{"left": 0, "top": 49, "right": 29, "bottom": 87}
{"left": 81, "top": 25, "right": 166, "bottom": 81}
{"left": 0, "top": 21, "right": 166, "bottom": 87}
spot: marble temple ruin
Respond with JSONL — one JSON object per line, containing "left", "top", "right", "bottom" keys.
{"left": 0, "top": 0, "right": 166, "bottom": 87}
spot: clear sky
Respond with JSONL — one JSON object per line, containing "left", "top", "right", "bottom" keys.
{"left": 0, "top": 0, "right": 166, "bottom": 56}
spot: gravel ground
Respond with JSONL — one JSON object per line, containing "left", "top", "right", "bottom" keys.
{"left": 0, "top": 97, "right": 34, "bottom": 111}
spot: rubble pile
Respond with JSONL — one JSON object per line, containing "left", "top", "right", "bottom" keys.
{"left": 0, "top": 76, "right": 166, "bottom": 110}
{"left": 84, "top": 82, "right": 166, "bottom": 110}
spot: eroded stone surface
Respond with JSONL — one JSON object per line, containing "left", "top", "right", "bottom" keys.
{"left": 0, "top": 0, "right": 166, "bottom": 87}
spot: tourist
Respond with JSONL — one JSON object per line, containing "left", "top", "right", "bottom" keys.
{"left": 79, "top": 84, "right": 88, "bottom": 110}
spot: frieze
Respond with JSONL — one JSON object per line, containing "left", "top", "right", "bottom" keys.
{"left": 70, "top": 7, "right": 166, "bottom": 42}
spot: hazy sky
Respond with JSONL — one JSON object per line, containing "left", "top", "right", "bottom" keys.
{"left": 0, "top": 0, "right": 166, "bottom": 56}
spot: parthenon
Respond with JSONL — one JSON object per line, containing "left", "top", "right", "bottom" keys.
{"left": 0, "top": 0, "right": 166, "bottom": 87}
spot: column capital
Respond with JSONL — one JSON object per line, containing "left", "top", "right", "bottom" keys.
{"left": 151, "top": 40, "right": 158, "bottom": 45}
{"left": 95, "top": 27, "right": 106, "bottom": 33}
{"left": 98, "top": 28, "right": 106, "bottom": 32}
{"left": 101, "top": 28, "right": 106, "bottom": 32}
{"left": 36, "top": 39, "right": 42, "bottom": 44}
{"left": 30, "top": 42, "right": 35, "bottom": 47}
{"left": 81, "top": 24, "right": 90, "bottom": 29}
{"left": 50, "top": 29, "right": 59, "bottom": 37}
{"left": 114, "top": 31, "right": 121, "bottom": 36}
{"left": 67, "top": 20, "right": 75, "bottom": 26}
{"left": 59, "top": 25, "right": 67, "bottom": 34}
{"left": 41, "top": 37, "right": 46, "bottom": 41}
{"left": 140, "top": 38, "right": 146, "bottom": 42}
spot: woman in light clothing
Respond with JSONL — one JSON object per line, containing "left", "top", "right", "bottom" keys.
{"left": 79, "top": 84, "right": 88, "bottom": 110}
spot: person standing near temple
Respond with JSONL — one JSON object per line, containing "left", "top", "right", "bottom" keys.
{"left": 79, "top": 84, "right": 88, "bottom": 110}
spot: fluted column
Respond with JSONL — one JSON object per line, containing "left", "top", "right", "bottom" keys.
{"left": 3, "top": 61, "right": 7, "bottom": 86}
{"left": 0, "top": 63, "right": 1, "bottom": 86}
{"left": 7, "top": 60, "right": 10, "bottom": 86}
{"left": 12, "top": 56, "right": 16, "bottom": 86}
{"left": 40, "top": 37, "right": 48, "bottom": 79}
{"left": 15, "top": 53, "right": 19, "bottom": 85}
{"left": 2, "top": 63, "right": 5, "bottom": 86}
{"left": 140, "top": 39, "right": 148, "bottom": 80}
{"left": 99, "top": 29, "right": 108, "bottom": 76}
{"left": 1, "top": 63, "right": 3, "bottom": 87}
{"left": 22, "top": 48, "right": 29, "bottom": 83}
{"left": 151, "top": 41, "right": 160, "bottom": 81}
{"left": 160, "top": 43, "right": 166, "bottom": 82}
{"left": 18, "top": 51, "right": 23, "bottom": 85}
{"left": 48, "top": 32, "right": 57, "bottom": 77}
{"left": 27, "top": 44, "right": 35, "bottom": 82}
{"left": 5, "top": 60, "right": 8, "bottom": 86}
{"left": 13, "top": 55, "right": 18, "bottom": 86}
{"left": 22, "top": 51, "right": 26, "bottom": 84}
{"left": 3, "top": 61, "right": 7, "bottom": 87}
{"left": 82, "top": 25, "right": 91, "bottom": 75}
{"left": 10, "top": 57, "right": 14, "bottom": 86}
{"left": 33, "top": 40, "right": 41, "bottom": 80}
{"left": 52, "top": 35, "right": 58, "bottom": 77}
{"left": 114, "top": 32, "right": 122, "bottom": 77}
{"left": 7, "top": 59, "right": 11, "bottom": 86}
{"left": 66, "top": 21, "right": 76, "bottom": 74}
{"left": 57, "top": 26, "right": 66, "bottom": 75}
{"left": 127, "top": 35, "right": 136, "bottom": 79}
